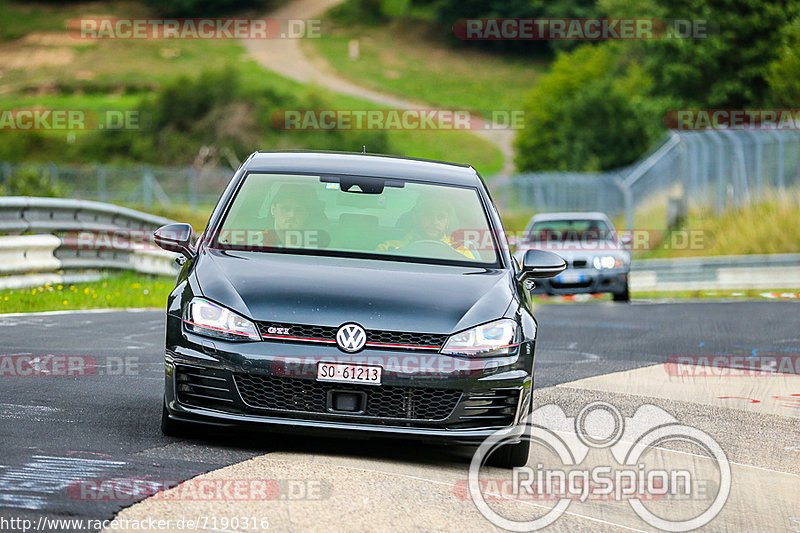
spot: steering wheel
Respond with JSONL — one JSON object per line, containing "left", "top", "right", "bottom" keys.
{"left": 401, "top": 239, "right": 466, "bottom": 259}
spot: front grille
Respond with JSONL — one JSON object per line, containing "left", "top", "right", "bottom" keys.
{"left": 454, "top": 387, "right": 521, "bottom": 428}
{"left": 256, "top": 322, "right": 446, "bottom": 351}
{"left": 175, "top": 364, "right": 238, "bottom": 412}
{"left": 234, "top": 374, "right": 462, "bottom": 421}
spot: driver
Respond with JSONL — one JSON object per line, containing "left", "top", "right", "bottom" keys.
{"left": 266, "top": 184, "right": 326, "bottom": 247}
{"left": 377, "top": 197, "right": 474, "bottom": 259}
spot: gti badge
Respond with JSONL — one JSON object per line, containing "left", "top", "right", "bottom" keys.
{"left": 336, "top": 323, "right": 367, "bottom": 352}
{"left": 266, "top": 327, "right": 290, "bottom": 335}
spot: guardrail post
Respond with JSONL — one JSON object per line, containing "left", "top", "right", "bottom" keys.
{"left": 48, "top": 162, "right": 58, "bottom": 184}
{"left": 751, "top": 131, "right": 763, "bottom": 200}
{"left": 143, "top": 166, "right": 153, "bottom": 208}
{"left": 188, "top": 167, "right": 198, "bottom": 211}
{"left": 720, "top": 130, "right": 750, "bottom": 207}
{"left": 613, "top": 178, "right": 633, "bottom": 231}
{"left": 773, "top": 131, "right": 785, "bottom": 190}
{"left": 709, "top": 132, "right": 726, "bottom": 214}
{"left": 96, "top": 165, "right": 107, "bottom": 202}
{"left": 0, "top": 162, "right": 10, "bottom": 189}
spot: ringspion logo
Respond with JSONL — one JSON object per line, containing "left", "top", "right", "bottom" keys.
{"left": 469, "top": 401, "right": 730, "bottom": 531}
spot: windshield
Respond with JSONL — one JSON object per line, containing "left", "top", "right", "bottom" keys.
{"left": 211, "top": 172, "right": 500, "bottom": 266}
{"left": 527, "top": 219, "right": 614, "bottom": 243}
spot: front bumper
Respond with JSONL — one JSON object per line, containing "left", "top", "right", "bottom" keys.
{"left": 163, "top": 329, "right": 534, "bottom": 446}
{"left": 532, "top": 268, "right": 628, "bottom": 295}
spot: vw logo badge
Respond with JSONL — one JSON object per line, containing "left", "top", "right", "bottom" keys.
{"left": 336, "top": 323, "right": 367, "bottom": 353}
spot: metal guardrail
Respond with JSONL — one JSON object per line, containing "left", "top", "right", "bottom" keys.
{"left": 0, "top": 197, "right": 179, "bottom": 289}
{"left": 2, "top": 197, "right": 797, "bottom": 292}
{"left": 0, "top": 196, "right": 174, "bottom": 234}
{"left": 631, "top": 254, "right": 800, "bottom": 291}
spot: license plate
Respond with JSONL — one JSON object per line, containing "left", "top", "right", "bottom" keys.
{"left": 557, "top": 272, "right": 584, "bottom": 283}
{"left": 317, "top": 362, "right": 381, "bottom": 385}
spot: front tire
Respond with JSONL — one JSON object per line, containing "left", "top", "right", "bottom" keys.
{"left": 486, "top": 402, "right": 532, "bottom": 469}
{"left": 613, "top": 283, "right": 630, "bottom": 302}
{"left": 487, "top": 437, "right": 531, "bottom": 469}
{"left": 161, "top": 400, "right": 194, "bottom": 438}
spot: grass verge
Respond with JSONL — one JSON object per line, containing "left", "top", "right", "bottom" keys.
{"left": 0, "top": 272, "right": 173, "bottom": 313}
{"left": 307, "top": 19, "right": 546, "bottom": 113}
{"left": 0, "top": 1, "right": 502, "bottom": 175}
{"left": 642, "top": 190, "right": 800, "bottom": 258}
{"left": 532, "top": 288, "right": 800, "bottom": 304}
{"left": 505, "top": 189, "right": 800, "bottom": 259}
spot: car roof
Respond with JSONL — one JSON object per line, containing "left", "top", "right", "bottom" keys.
{"left": 243, "top": 151, "right": 482, "bottom": 186}
{"left": 529, "top": 211, "right": 612, "bottom": 223}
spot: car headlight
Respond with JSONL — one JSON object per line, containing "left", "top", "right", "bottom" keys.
{"left": 183, "top": 297, "right": 260, "bottom": 341}
{"left": 592, "top": 256, "right": 623, "bottom": 269}
{"left": 441, "top": 319, "right": 519, "bottom": 357}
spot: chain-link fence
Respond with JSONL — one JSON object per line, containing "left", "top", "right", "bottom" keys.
{"left": 3, "top": 129, "right": 800, "bottom": 224}
{"left": 494, "top": 129, "right": 800, "bottom": 228}
{"left": 0, "top": 162, "right": 235, "bottom": 209}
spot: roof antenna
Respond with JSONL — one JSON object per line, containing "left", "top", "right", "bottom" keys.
{"left": 362, "top": 145, "right": 367, "bottom": 153}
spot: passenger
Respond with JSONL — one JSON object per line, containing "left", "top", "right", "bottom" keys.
{"left": 377, "top": 196, "right": 474, "bottom": 259}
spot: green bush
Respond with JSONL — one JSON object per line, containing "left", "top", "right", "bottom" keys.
{"left": 144, "top": 0, "right": 272, "bottom": 17}
{"left": 74, "top": 67, "right": 390, "bottom": 166}
{"left": 0, "top": 166, "right": 67, "bottom": 197}
{"left": 637, "top": 0, "right": 799, "bottom": 108}
{"left": 514, "top": 43, "right": 660, "bottom": 172}
{"left": 768, "top": 15, "right": 800, "bottom": 106}
{"left": 329, "top": 0, "right": 390, "bottom": 25}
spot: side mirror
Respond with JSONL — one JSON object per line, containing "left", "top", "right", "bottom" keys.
{"left": 519, "top": 249, "right": 566, "bottom": 279}
{"left": 154, "top": 223, "right": 195, "bottom": 258}
{"left": 620, "top": 232, "right": 632, "bottom": 247}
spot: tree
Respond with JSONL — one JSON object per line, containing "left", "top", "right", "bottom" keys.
{"left": 768, "top": 15, "right": 800, "bottom": 106}
{"left": 639, "top": 0, "right": 799, "bottom": 108}
{"left": 514, "top": 43, "right": 659, "bottom": 171}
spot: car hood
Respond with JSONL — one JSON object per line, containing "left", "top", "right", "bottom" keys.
{"left": 193, "top": 250, "right": 515, "bottom": 334}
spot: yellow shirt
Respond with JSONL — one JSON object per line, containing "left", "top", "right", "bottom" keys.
{"left": 377, "top": 233, "right": 475, "bottom": 259}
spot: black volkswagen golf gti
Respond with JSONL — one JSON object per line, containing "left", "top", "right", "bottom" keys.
{"left": 154, "top": 151, "right": 565, "bottom": 468}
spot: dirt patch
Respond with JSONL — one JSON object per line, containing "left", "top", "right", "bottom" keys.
{"left": 0, "top": 46, "right": 76, "bottom": 70}
{"left": 21, "top": 31, "right": 96, "bottom": 47}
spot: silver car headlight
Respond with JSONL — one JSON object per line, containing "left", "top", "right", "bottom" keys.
{"left": 183, "top": 297, "right": 260, "bottom": 341}
{"left": 441, "top": 319, "right": 519, "bottom": 357}
{"left": 592, "top": 255, "right": 623, "bottom": 270}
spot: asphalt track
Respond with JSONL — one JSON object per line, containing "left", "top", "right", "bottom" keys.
{"left": 0, "top": 301, "right": 798, "bottom": 532}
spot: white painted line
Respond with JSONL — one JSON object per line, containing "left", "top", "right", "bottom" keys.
{"left": 0, "top": 308, "right": 161, "bottom": 318}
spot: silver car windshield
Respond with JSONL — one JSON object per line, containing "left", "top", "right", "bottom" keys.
{"left": 528, "top": 219, "right": 614, "bottom": 243}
